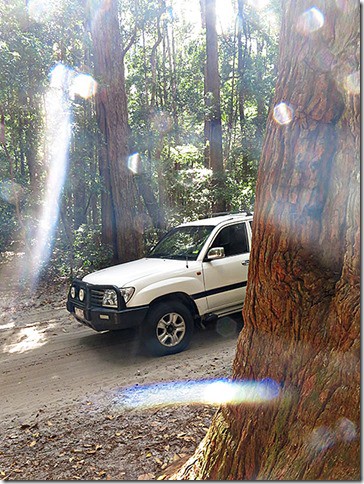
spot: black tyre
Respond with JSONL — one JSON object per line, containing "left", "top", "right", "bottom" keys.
{"left": 142, "top": 301, "right": 194, "bottom": 356}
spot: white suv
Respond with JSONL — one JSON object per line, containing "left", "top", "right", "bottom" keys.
{"left": 67, "top": 213, "right": 253, "bottom": 356}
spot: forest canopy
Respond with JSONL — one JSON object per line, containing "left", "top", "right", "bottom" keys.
{"left": 0, "top": 0, "right": 279, "bottom": 280}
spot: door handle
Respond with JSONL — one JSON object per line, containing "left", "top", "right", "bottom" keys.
{"left": 241, "top": 260, "right": 249, "bottom": 266}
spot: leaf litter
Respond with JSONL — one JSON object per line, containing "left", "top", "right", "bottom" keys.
{"left": 0, "top": 400, "right": 215, "bottom": 480}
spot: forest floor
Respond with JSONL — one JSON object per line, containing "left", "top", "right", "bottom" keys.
{"left": 0, "top": 253, "right": 241, "bottom": 480}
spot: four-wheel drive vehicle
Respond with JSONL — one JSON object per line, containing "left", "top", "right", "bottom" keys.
{"left": 67, "top": 213, "right": 253, "bottom": 356}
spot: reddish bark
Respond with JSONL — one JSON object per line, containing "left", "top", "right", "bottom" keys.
{"left": 173, "top": 0, "right": 359, "bottom": 479}
{"left": 89, "top": 0, "right": 143, "bottom": 262}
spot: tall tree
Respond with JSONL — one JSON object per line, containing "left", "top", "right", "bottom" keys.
{"left": 174, "top": 0, "right": 359, "bottom": 479}
{"left": 203, "top": 0, "right": 226, "bottom": 213}
{"left": 87, "top": 0, "right": 143, "bottom": 262}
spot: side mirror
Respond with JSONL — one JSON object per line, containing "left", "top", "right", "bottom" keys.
{"left": 207, "top": 247, "right": 225, "bottom": 260}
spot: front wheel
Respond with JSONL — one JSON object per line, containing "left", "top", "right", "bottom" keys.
{"left": 142, "top": 302, "right": 194, "bottom": 356}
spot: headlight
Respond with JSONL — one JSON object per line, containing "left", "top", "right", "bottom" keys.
{"left": 102, "top": 289, "right": 118, "bottom": 308}
{"left": 120, "top": 287, "right": 135, "bottom": 303}
{"left": 79, "top": 288, "right": 85, "bottom": 302}
{"left": 70, "top": 286, "right": 76, "bottom": 298}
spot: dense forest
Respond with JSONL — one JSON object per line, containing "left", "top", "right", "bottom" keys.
{"left": 0, "top": 0, "right": 279, "bottom": 280}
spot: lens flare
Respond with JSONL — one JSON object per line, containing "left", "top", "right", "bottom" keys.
{"left": 152, "top": 111, "right": 172, "bottom": 134}
{"left": 309, "top": 426, "right": 335, "bottom": 453}
{"left": 335, "top": 417, "right": 357, "bottom": 443}
{"left": 0, "top": 180, "right": 24, "bottom": 205}
{"left": 70, "top": 73, "right": 98, "bottom": 99}
{"left": 273, "top": 102, "right": 294, "bottom": 125}
{"left": 297, "top": 7, "right": 324, "bottom": 35}
{"left": 344, "top": 72, "right": 360, "bottom": 95}
{"left": 309, "top": 418, "right": 357, "bottom": 454}
{"left": 128, "top": 153, "right": 142, "bottom": 175}
{"left": 116, "top": 378, "right": 280, "bottom": 410}
{"left": 216, "top": 316, "right": 238, "bottom": 337}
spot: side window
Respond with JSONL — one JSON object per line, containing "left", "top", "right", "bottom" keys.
{"left": 211, "top": 223, "right": 249, "bottom": 257}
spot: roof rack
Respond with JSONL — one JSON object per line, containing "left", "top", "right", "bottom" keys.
{"left": 206, "top": 211, "right": 252, "bottom": 218}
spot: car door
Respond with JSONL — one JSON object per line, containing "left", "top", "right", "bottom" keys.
{"left": 202, "top": 222, "right": 250, "bottom": 313}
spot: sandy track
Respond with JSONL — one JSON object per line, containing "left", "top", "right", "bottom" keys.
{"left": 0, "top": 276, "right": 242, "bottom": 480}
{"left": 1, "top": 301, "right": 240, "bottom": 419}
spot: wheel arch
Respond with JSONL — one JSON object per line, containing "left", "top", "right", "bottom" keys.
{"left": 148, "top": 292, "right": 200, "bottom": 322}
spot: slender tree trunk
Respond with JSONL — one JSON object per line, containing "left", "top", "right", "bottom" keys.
{"left": 204, "top": 0, "right": 226, "bottom": 213}
{"left": 89, "top": 0, "right": 143, "bottom": 262}
{"left": 224, "top": 19, "right": 238, "bottom": 165}
{"left": 150, "top": 7, "right": 163, "bottom": 108}
{"left": 174, "top": 0, "right": 359, "bottom": 479}
{"left": 255, "top": 39, "right": 266, "bottom": 146}
{"left": 237, "top": 0, "right": 247, "bottom": 133}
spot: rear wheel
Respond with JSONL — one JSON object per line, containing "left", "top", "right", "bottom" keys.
{"left": 142, "top": 301, "right": 194, "bottom": 356}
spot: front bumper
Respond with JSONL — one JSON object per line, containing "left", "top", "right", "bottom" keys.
{"left": 66, "top": 279, "right": 149, "bottom": 332}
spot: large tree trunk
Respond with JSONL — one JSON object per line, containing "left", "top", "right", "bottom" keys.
{"left": 89, "top": 0, "right": 143, "bottom": 262}
{"left": 173, "top": 0, "right": 359, "bottom": 480}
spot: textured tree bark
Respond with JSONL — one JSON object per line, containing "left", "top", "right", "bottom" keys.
{"left": 89, "top": 0, "right": 143, "bottom": 262}
{"left": 173, "top": 0, "right": 359, "bottom": 479}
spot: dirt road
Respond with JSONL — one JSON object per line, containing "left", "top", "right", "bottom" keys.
{"left": 0, "top": 278, "right": 241, "bottom": 479}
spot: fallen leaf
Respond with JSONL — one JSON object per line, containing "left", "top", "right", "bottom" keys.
{"left": 95, "top": 444, "right": 102, "bottom": 450}
{"left": 177, "top": 432, "right": 186, "bottom": 438}
{"left": 105, "top": 415, "right": 114, "bottom": 420}
{"left": 146, "top": 452, "right": 152, "bottom": 458}
{"left": 155, "top": 457, "right": 163, "bottom": 465}
{"left": 47, "top": 421, "right": 53, "bottom": 426}
{"left": 172, "top": 454, "right": 181, "bottom": 462}
{"left": 115, "top": 432, "right": 121, "bottom": 437}
{"left": 157, "top": 475, "right": 166, "bottom": 480}
{"left": 29, "top": 440, "right": 36, "bottom": 447}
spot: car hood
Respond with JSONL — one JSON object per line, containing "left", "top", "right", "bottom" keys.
{"left": 82, "top": 257, "right": 193, "bottom": 288}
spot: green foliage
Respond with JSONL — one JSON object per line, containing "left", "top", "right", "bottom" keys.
{"left": 72, "top": 224, "right": 113, "bottom": 276}
{"left": 0, "top": 201, "right": 17, "bottom": 251}
{"left": 0, "top": 0, "right": 280, "bottom": 279}
{"left": 49, "top": 224, "right": 113, "bottom": 280}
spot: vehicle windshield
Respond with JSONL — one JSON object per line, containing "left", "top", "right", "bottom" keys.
{"left": 148, "top": 225, "right": 214, "bottom": 260}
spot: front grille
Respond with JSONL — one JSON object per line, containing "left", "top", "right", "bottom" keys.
{"left": 90, "top": 288, "right": 105, "bottom": 308}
